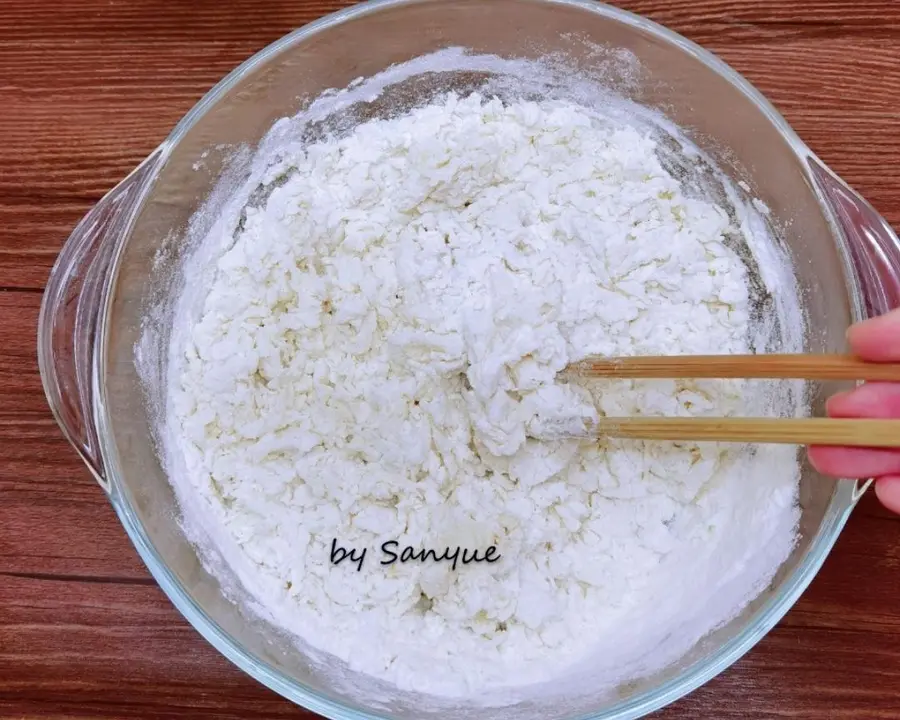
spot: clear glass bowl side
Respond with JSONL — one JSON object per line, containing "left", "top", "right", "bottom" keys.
{"left": 808, "top": 157, "right": 900, "bottom": 318}
{"left": 37, "top": 150, "right": 164, "bottom": 492}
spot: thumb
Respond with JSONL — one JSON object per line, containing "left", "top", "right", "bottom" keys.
{"left": 876, "top": 477, "right": 900, "bottom": 514}
{"left": 847, "top": 308, "right": 900, "bottom": 362}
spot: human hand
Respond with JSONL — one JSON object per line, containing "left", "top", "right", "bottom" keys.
{"left": 808, "top": 309, "right": 900, "bottom": 513}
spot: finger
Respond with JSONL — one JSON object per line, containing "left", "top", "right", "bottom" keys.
{"left": 826, "top": 383, "right": 900, "bottom": 419}
{"left": 847, "top": 309, "right": 900, "bottom": 362}
{"left": 808, "top": 445, "right": 900, "bottom": 479}
{"left": 875, "top": 476, "right": 900, "bottom": 515}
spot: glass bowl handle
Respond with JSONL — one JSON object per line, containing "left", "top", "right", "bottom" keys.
{"left": 38, "top": 151, "right": 163, "bottom": 493}
{"left": 808, "top": 157, "right": 900, "bottom": 318}
{"left": 808, "top": 157, "right": 900, "bottom": 504}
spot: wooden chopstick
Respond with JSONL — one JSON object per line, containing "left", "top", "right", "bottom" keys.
{"left": 557, "top": 354, "right": 900, "bottom": 447}
{"left": 591, "top": 417, "right": 900, "bottom": 448}
{"left": 568, "top": 353, "right": 900, "bottom": 382}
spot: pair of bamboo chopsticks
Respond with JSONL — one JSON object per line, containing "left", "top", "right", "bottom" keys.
{"left": 564, "top": 354, "right": 900, "bottom": 448}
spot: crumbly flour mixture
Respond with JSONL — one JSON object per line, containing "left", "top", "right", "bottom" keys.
{"left": 167, "top": 83, "right": 801, "bottom": 700}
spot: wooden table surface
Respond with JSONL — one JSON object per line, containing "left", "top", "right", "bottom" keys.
{"left": 2, "top": 0, "right": 900, "bottom": 717}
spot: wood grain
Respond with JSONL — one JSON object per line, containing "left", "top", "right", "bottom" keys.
{"left": 2, "top": 0, "right": 900, "bottom": 718}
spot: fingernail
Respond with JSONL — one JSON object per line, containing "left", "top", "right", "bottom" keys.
{"left": 825, "top": 389, "right": 852, "bottom": 416}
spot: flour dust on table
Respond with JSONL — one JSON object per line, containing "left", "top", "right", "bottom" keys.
{"left": 159, "top": 49, "right": 804, "bottom": 704}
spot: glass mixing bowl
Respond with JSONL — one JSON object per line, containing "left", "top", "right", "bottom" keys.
{"left": 38, "top": 0, "right": 900, "bottom": 718}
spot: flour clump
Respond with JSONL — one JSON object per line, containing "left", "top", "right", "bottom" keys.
{"left": 167, "top": 90, "right": 801, "bottom": 700}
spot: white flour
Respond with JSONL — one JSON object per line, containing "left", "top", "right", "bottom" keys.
{"left": 162, "top": 51, "right": 802, "bottom": 705}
